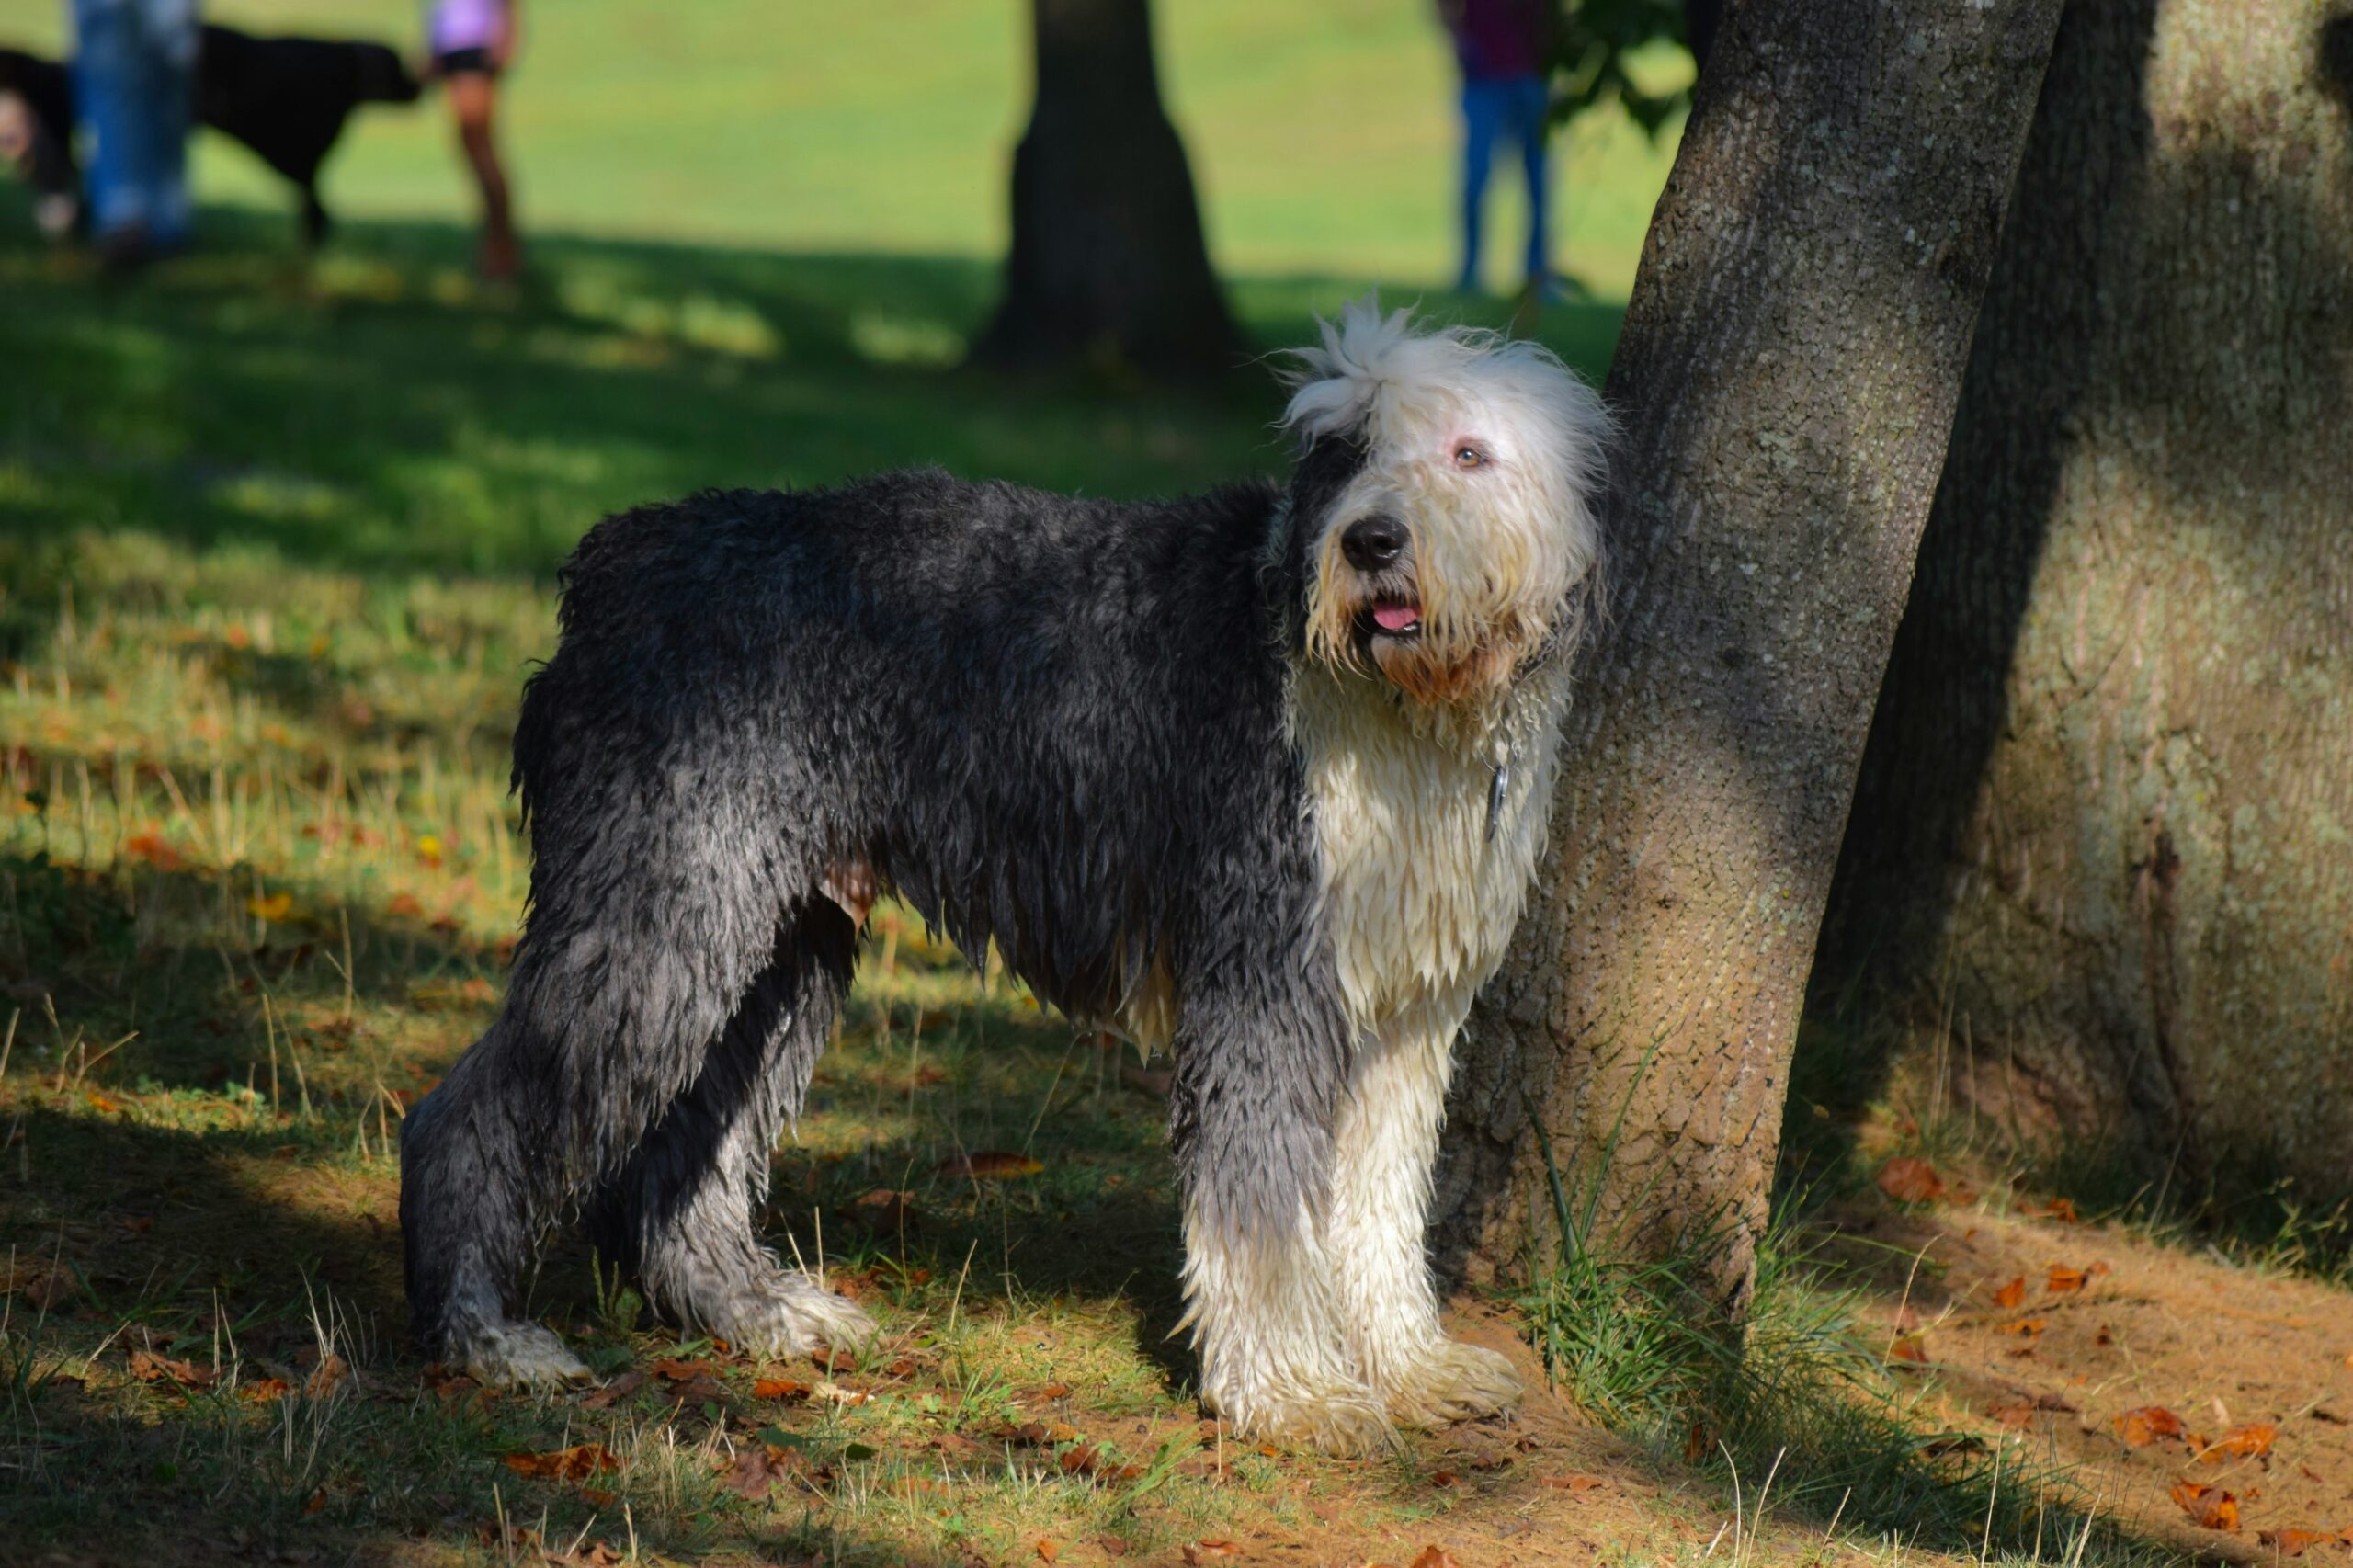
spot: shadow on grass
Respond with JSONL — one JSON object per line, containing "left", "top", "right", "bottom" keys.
{"left": 0, "top": 202, "right": 1627, "bottom": 585}
{"left": 0, "top": 837, "right": 1200, "bottom": 1565}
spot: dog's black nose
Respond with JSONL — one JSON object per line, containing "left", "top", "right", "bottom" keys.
{"left": 1340, "top": 515, "right": 1408, "bottom": 572}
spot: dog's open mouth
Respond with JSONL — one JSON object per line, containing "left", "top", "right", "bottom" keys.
{"left": 1368, "top": 599, "right": 1423, "bottom": 638}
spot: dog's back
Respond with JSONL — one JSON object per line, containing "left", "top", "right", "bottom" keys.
{"left": 196, "top": 25, "right": 419, "bottom": 242}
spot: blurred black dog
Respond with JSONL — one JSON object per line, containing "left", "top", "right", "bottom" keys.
{"left": 0, "top": 25, "right": 419, "bottom": 246}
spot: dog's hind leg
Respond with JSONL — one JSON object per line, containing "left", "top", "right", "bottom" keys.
{"left": 401, "top": 771, "right": 813, "bottom": 1385}
{"left": 398, "top": 1015, "right": 593, "bottom": 1387}
{"left": 581, "top": 900, "right": 873, "bottom": 1357}
{"left": 1323, "top": 999, "right": 1521, "bottom": 1429}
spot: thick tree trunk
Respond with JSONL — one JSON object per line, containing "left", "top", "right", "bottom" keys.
{"left": 972, "top": 0, "right": 1244, "bottom": 378}
{"left": 1432, "top": 0, "right": 2065, "bottom": 1312}
{"left": 1820, "top": 1, "right": 2353, "bottom": 1198}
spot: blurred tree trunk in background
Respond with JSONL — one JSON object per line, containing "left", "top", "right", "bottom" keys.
{"left": 1817, "top": 1, "right": 2353, "bottom": 1199}
{"left": 1431, "top": 0, "right": 2064, "bottom": 1312}
{"left": 972, "top": 0, "right": 1242, "bottom": 377}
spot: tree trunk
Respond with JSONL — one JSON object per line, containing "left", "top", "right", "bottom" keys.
{"left": 972, "top": 0, "right": 1244, "bottom": 378}
{"left": 1431, "top": 0, "right": 2066, "bottom": 1312}
{"left": 1819, "top": 0, "right": 2353, "bottom": 1199}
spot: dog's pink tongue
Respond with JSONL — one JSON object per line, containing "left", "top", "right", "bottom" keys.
{"left": 1373, "top": 603, "right": 1422, "bottom": 632}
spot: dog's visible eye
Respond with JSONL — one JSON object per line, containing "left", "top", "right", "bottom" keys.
{"left": 1452, "top": 443, "right": 1489, "bottom": 470}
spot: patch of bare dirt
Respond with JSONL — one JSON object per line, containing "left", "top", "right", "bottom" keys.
{"left": 1838, "top": 1168, "right": 2353, "bottom": 1563}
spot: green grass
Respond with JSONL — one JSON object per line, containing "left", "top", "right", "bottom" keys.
{"left": 0, "top": 7, "right": 1668, "bottom": 1551}
{"left": 0, "top": 0, "right": 1687, "bottom": 298}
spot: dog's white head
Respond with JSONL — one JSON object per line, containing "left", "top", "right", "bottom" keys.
{"left": 1277, "top": 299, "right": 1608, "bottom": 708}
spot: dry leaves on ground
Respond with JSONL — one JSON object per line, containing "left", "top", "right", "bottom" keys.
{"left": 2203, "top": 1422, "right": 2278, "bottom": 1460}
{"left": 128, "top": 1348, "right": 215, "bottom": 1389}
{"left": 505, "top": 1444, "right": 620, "bottom": 1483}
{"left": 581, "top": 1369, "right": 646, "bottom": 1409}
{"left": 2116, "top": 1406, "right": 2188, "bottom": 1447}
{"left": 2169, "top": 1482, "right": 2241, "bottom": 1532}
{"left": 1877, "top": 1157, "right": 1946, "bottom": 1204}
{"left": 1994, "top": 1276, "right": 2027, "bottom": 1309}
{"left": 719, "top": 1444, "right": 812, "bottom": 1502}
{"left": 2256, "top": 1528, "right": 2353, "bottom": 1557}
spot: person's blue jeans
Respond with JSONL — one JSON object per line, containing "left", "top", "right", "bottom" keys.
{"left": 1457, "top": 72, "right": 1550, "bottom": 293}
{"left": 70, "top": 0, "right": 199, "bottom": 246}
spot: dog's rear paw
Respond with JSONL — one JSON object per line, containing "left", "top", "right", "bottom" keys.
{"left": 699, "top": 1268, "right": 875, "bottom": 1359}
{"left": 458, "top": 1320, "right": 593, "bottom": 1390}
{"left": 1382, "top": 1340, "right": 1524, "bottom": 1428}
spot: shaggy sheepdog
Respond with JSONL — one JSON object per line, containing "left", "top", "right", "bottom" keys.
{"left": 400, "top": 301, "right": 1607, "bottom": 1453}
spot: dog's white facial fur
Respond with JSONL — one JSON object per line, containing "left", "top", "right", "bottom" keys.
{"left": 1284, "top": 301, "right": 1608, "bottom": 707}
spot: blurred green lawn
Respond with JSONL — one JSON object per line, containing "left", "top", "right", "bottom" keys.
{"left": 0, "top": 0, "right": 1686, "bottom": 581}
{"left": 0, "top": 0, "right": 1684, "bottom": 296}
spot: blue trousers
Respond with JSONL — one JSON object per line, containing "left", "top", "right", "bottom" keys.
{"left": 70, "top": 0, "right": 198, "bottom": 244}
{"left": 1457, "top": 73, "right": 1550, "bottom": 292}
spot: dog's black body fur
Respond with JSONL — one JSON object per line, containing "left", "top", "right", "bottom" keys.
{"left": 400, "top": 468, "right": 1364, "bottom": 1350}
{"left": 0, "top": 26, "right": 418, "bottom": 244}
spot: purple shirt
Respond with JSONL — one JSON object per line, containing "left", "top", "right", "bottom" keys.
{"left": 1447, "top": 0, "right": 1546, "bottom": 80}
{"left": 429, "top": 0, "right": 507, "bottom": 55}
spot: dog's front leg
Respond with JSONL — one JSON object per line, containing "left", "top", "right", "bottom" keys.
{"left": 1324, "top": 999, "right": 1522, "bottom": 1428}
{"left": 1169, "top": 977, "right": 1391, "bottom": 1455}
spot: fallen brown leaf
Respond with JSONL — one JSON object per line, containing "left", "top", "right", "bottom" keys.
{"left": 2207, "top": 1423, "right": 2278, "bottom": 1460}
{"left": 1540, "top": 1473, "right": 1607, "bottom": 1493}
{"left": 2000, "top": 1318, "right": 2049, "bottom": 1337}
{"left": 1410, "top": 1548, "right": 1465, "bottom": 1568}
{"left": 2116, "top": 1406, "right": 2186, "bottom": 1447}
{"left": 753, "top": 1377, "right": 812, "bottom": 1402}
{"left": 2048, "top": 1265, "right": 2090, "bottom": 1294}
{"left": 2255, "top": 1529, "right": 2343, "bottom": 1558}
{"left": 2169, "top": 1482, "right": 2239, "bottom": 1531}
{"left": 1990, "top": 1401, "right": 2037, "bottom": 1429}
{"left": 1035, "top": 1538, "right": 1060, "bottom": 1562}
{"left": 1890, "top": 1335, "right": 1929, "bottom": 1364}
{"left": 506, "top": 1444, "right": 620, "bottom": 1483}
{"left": 719, "top": 1444, "right": 802, "bottom": 1502}
{"left": 1877, "top": 1156, "right": 1945, "bottom": 1204}
{"left": 1095, "top": 1536, "right": 1131, "bottom": 1558}
{"left": 1182, "top": 1543, "right": 1241, "bottom": 1564}
{"left": 1993, "top": 1276, "right": 2027, "bottom": 1309}
{"left": 128, "top": 1348, "right": 215, "bottom": 1389}
{"left": 239, "top": 1377, "right": 292, "bottom": 1403}
{"left": 845, "top": 1188, "right": 916, "bottom": 1232}
{"left": 581, "top": 1369, "right": 646, "bottom": 1409}
{"left": 650, "top": 1358, "right": 715, "bottom": 1382}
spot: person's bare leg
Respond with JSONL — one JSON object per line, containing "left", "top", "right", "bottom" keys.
{"left": 448, "top": 73, "right": 517, "bottom": 280}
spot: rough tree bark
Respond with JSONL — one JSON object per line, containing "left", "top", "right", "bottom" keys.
{"left": 1431, "top": 0, "right": 2066, "bottom": 1311}
{"left": 972, "top": 0, "right": 1244, "bottom": 377}
{"left": 1819, "top": 0, "right": 2353, "bottom": 1199}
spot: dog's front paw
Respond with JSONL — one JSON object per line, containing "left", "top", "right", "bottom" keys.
{"left": 458, "top": 1320, "right": 593, "bottom": 1390}
{"left": 1381, "top": 1340, "right": 1523, "bottom": 1428}
{"left": 1207, "top": 1380, "right": 1397, "bottom": 1458}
